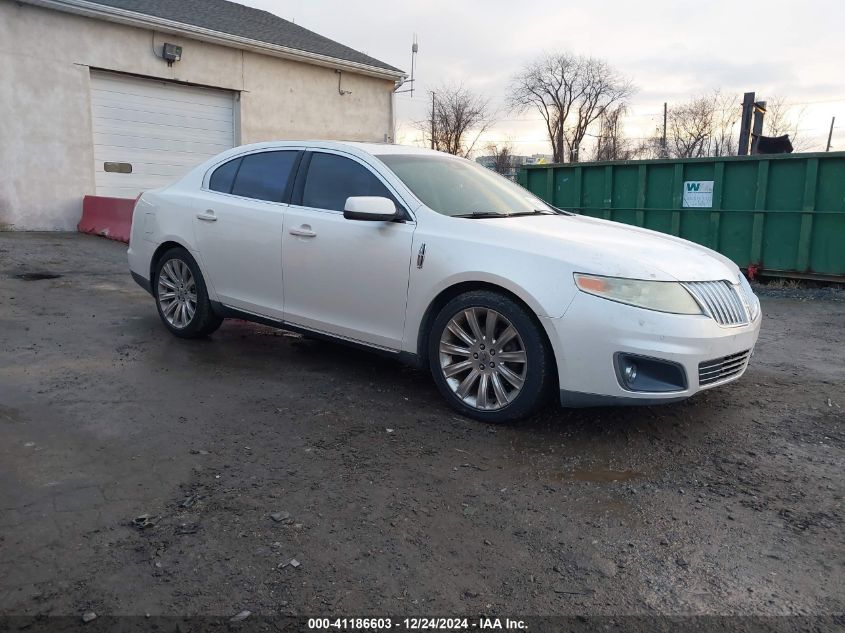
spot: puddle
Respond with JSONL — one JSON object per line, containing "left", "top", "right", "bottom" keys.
{"left": 15, "top": 272, "right": 62, "bottom": 281}
{"left": 561, "top": 468, "right": 642, "bottom": 483}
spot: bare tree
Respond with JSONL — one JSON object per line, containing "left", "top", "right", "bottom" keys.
{"left": 710, "top": 91, "right": 739, "bottom": 157}
{"left": 764, "top": 95, "right": 811, "bottom": 151}
{"left": 663, "top": 91, "right": 741, "bottom": 158}
{"left": 485, "top": 141, "right": 515, "bottom": 175}
{"left": 626, "top": 127, "right": 665, "bottom": 160}
{"left": 667, "top": 95, "right": 715, "bottom": 158}
{"left": 593, "top": 104, "right": 635, "bottom": 161}
{"left": 509, "top": 53, "right": 633, "bottom": 162}
{"left": 765, "top": 96, "right": 795, "bottom": 136}
{"left": 416, "top": 84, "right": 494, "bottom": 158}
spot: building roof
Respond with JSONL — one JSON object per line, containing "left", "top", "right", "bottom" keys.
{"left": 44, "top": 0, "right": 403, "bottom": 77}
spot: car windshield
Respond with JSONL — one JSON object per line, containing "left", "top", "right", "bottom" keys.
{"left": 376, "top": 153, "right": 556, "bottom": 217}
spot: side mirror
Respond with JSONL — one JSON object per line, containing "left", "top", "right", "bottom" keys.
{"left": 343, "top": 196, "right": 397, "bottom": 221}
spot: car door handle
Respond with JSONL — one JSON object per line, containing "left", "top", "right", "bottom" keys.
{"left": 196, "top": 210, "right": 217, "bottom": 222}
{"left": 289, "top": 225, "right": 316, "bottom": 238}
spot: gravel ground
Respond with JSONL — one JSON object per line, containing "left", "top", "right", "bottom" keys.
{"left": 0, "top": 232, "right": 842, "bottom": 622}
{"left": 753, "top": 281, "right": 844, "bottom": 303}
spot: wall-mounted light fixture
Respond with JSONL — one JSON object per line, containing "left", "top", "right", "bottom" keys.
{"left": 162, "top": 43, "right": 182, "bottom": 66}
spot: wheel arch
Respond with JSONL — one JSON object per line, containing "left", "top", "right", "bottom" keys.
{"left": 415, "top": 280, "right": 559, "bottom": 377}
{"left": 149, "top": 240, "right": 191, "bottom": 285}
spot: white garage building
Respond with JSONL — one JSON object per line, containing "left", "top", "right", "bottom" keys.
{"left": 0, "top": 0, "right": 405, "bottom": 230}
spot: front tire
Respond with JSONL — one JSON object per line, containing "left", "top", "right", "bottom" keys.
{"left": 428, "top": 290, "right": 553, "bottom": 422}
{"left": 153, "top": 247, "right": 223, "bottom": 339}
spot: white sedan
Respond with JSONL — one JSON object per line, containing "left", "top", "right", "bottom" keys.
{"left": 128, "top": 141, "right": 761, "bottom": 422}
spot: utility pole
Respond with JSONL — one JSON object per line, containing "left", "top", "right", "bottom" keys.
{"left": 738, "top": 92, "right": 755, "bottom": 155}
{"left": 827, "top": 116, "right": 836, "bottom": 151}
{"left": 750, "top": 100, "right": 766, "bottom": 155}
{"left": 597, "top": 115, "right": 604, "bottom": 159}
{"left": 662, "top": 102, "right": 668, "bottom": 157}
{"left": 430, "top": 91, "right": 435, "bottom": 150}
{"left": 410, "top": 34, "right": 418, "bottom": 98}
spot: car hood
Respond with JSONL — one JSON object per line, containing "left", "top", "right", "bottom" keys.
{"left": 473, "top": 214, "right": 740, "bottom": 282}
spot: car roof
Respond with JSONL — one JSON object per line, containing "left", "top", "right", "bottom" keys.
{"left": 220, "top": 140, "right": 448, "bottom": 159}
{"left": 342, "top": 142, "right": 441, "bottom": 156}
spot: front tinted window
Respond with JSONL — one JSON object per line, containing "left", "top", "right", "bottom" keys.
{"left": 302, "top": 153, "right": 393, "bottom": 212}
{"left": 229, "top": 151, "right": 298, "bottom": 202}
{"left": 209, "top": 157, "right": 241, "bottom": 193}
{"left": 377, "top": 154, "right": 552, "bottom": 217}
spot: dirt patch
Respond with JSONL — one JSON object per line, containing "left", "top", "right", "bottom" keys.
{"left": 563, "top": 468, "right": 643, "bottom": 483}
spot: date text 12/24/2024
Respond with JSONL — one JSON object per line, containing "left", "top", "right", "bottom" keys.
{"left": 308, "top": 618, "right": 528, "bottom": 630}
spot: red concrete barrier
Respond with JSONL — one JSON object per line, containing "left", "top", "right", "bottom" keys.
{"left": 78, "top": 195, "right": 136, "bottom": 243}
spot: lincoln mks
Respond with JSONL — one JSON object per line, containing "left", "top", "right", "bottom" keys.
{"left": 128, "top": 141, "right": 761, "bottom": 422}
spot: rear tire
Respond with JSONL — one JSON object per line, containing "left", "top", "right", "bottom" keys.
{"left": 428, "top": 290, "right": 553, "bottom": 423}
{"left": 153, "top": 247, "right": 223, "bottom": 339}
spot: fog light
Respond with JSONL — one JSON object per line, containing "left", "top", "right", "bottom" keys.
{"left": 614, "top": 353, "right": 687, "bottom": 393}
{"left": 623, "top": 362, "right": 638, "bottom": 384}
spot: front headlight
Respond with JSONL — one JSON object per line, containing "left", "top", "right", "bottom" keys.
{"left": 574, "top": 273, "right": 703, "bottom": 315}
{"left": 737, "top": 273, "right": 761, "bottom": 320}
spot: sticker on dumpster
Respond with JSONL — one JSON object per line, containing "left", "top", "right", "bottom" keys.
{"left": 682, "top": 181, "right": 714, "bottom": 208}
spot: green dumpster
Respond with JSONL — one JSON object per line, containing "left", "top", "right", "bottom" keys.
{"left": 518, "top": 152, "right": 845, "bottom": 281}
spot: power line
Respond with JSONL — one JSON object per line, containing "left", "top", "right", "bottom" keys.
{"left": 475, "top": 97, "right": 845, "bottom": 124}
{"left": 475, "top": 114, "right": 842, "bottom": 134}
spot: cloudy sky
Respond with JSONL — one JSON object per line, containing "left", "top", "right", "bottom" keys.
{"left": 243, "top": 0, "right": 845, "bottom": 155}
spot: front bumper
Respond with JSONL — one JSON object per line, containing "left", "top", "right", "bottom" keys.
{"left": 540, "top": 291, "right": 762, "bottom": 407}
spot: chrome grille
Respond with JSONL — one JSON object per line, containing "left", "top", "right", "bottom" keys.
{"left": 698, "top": 349, "right": 751, "bottom": 386}
{"left": 683, "top": 281, "right": 749, "bottom": 326}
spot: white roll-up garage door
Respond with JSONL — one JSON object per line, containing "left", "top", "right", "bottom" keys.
{"left": 90, "top": 71, "right": 235, "bottom": 198}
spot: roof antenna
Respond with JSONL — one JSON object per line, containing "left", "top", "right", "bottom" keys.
{"left": 395, "top": 34, "right": 418, "bottom": 97}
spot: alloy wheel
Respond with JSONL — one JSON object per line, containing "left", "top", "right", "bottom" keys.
{"left": 438, "top": 307, "right": 528, "bottom": 411}
{"left": 157, "top": 258, "right": 197, "bottom": 329}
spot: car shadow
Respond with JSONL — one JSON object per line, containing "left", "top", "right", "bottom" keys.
{"left": 196, "top": 319, "right": 721, "bottom": 443}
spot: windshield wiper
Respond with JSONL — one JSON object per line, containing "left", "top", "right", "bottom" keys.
{"left": 451, "top": 211, "right": 510, "bottom": 219}
{"left": 452, "top": 209, "right": 560, "bottom": 219}
{"left": 506, "top": 209, "right": 556, "bottom": 217}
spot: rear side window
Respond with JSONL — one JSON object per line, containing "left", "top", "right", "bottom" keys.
{"left": 210, "top": 151, "right": 298, "bottom": 202}
{"left": 302, "top": 153, "right": 394, "bottom": 212}
{"left": 232, "top": 151, "right": 299, "bottom": 202}
{"left": 209, "top": 158, "right": 241, "bottom": 193}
